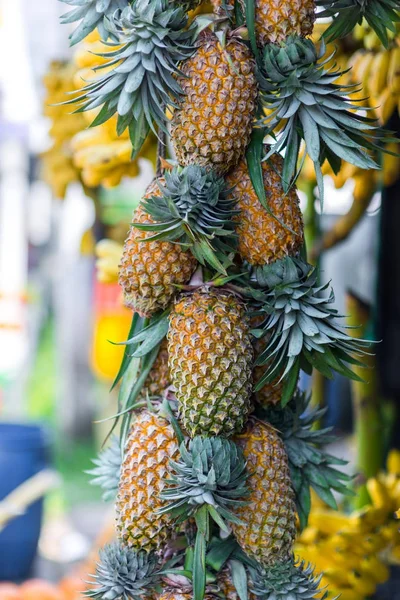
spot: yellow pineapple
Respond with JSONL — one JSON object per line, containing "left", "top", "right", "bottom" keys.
{"left": 231, "top": 419, "right": 297, "bottom": 564}
{"left": 118, "top": 181, "right": 198, "bottom": 317}
{"left": 226, "top": 155, "right": 304, "bottom": 266}
{"left": 252, "top": 0, "right": 315, "bottom": 46}
{"left": 116, "top": 409, "right": 179, "bottom": 552}
{"left": 168, "top": 287, "right": 253, "bottom": 437}
{"left": 171, "top": 31, "right": 258, "bottom": 176}
{"left": 140, "top": 339, "right": 170, "bottom": 399}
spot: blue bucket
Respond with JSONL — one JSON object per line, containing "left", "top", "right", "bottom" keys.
{"left": 0, "top": 423, "right": 50, "bottom": 581}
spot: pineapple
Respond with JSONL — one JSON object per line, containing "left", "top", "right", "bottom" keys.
{"left": 218, "top": 567, "right": 256, "bottom": 600}
{"left": 118, "top": 180, "right": 197, "bottom": 317}
{"left": 116, "top": 409, "right": 179, "bottom": 552}
{"left": 140, "top": 339, "right": 170, "bottom": 399}
{"left": 86, "top": 542, "right": 160, "bottom": 599}
{"left": 252, "top": 0, "right": 316, "bottom": 46}
{"left": 87, "top": 435, "right": 122, "bottom": 502}
{"left": 171, "top": 31, "right": 258, "bottom": 176}
{"left": 168, "top": 287, "right": 253, "bottom": 437}
{"left": 226, "top": 154, "right": 304, "bottom": 267}
{"left": 231, "top": 419, "right": 297, "bottom": 564}
{"left": 158, "top": 587, "right": 218, "bottom": 600}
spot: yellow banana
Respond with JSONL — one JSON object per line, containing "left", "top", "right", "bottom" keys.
{"left": 382, "top": 143, "right": 400, "bottom": 187}
{"left": 367, "top": 477, "right": 394, "bottom": 511}
{"left": 308, "top": 510, "right": 353, "bottom": 535}
{"left": 346, "top": 571, "right": 377, "bottom": 596}
{"left": 388, "top": 449, "right": 400, "bottom": 476}
{"left": 375, "top": 87, "right": 398, "bottom": 125}
{"left": 359, "top": 556, "right": 390, "bottom": 584}
{"left": 327, "top": 589, "right": 363, "bottom": 600}
{"left": 369, "top": 51, "right": 391, "bottom": 97}
{"left": 388, "top": 47, "right": 400, "bottom": 94}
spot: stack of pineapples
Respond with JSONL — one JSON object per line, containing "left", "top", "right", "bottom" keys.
{"left": 57, "top": 0, "right": 399, "bottom": 598}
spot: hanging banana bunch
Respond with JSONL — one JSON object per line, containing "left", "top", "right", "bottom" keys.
{"left": 41, "top": 60, "right": 86, "bottom": 199}
{"left": 55, "top": 1, "right": 400, "bottom": 599}
{"left": 296, "top": 450, "right": 400, "bottom": 599}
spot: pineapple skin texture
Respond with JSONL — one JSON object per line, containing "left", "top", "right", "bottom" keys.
{"left": 116, "top": 411, "right": 179, "bottom": 552}
{"left": 227, "top": 155, "right": 304, "bottom": 266}
{"left": 168, "top": 288, "right": 253, "bottom": 438}
{"left": 171, "top": 33, "right": 258, "bottom": 175}
{"left": 140, "top": 338, "right": 170, "bottom": 399}
{"left": 254, "top": 0, "right": 316, "bottom": 45}
{"left": 118, "top": 182, "right": 197, "bottom": 317}
{"left": 158, "top": 591, "right": 217, "bottom": 600}
{"left": 251, "top": 317, "right": 283, "bottom": 407}
{"left": 231, "top": 420, "right": 297, "bottom": 565}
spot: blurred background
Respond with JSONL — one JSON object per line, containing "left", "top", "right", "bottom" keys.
{"left": 0, "top": 1, "right": 400, "bottom": 598}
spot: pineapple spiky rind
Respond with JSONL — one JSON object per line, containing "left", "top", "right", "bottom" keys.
{"left": 134, "top": 165, "right": 238, "bottom": 274}
{"left": 118, "top": 180, "right": 197, "bottom": 317}
{"left": 87, "top": 435, "right": 122, "bottom": 502}
{"left": 251, "top": 0, "right": 316, "bottom": 46}
{"left": 226, "top": 154, "right": 304, "bottom": 267}
{"left": 251, "top": 256, "right": 371, "bottom": 391}
{"left": 68, "top": 0, "right": 195, "bottom": 153}
{"left": 168, "top": 287, "right": 253, "bottom": 438}
{"left": 231, "top": 419, "right": 297, "bottom": 565}
{"left": 85, "top": 542, "right": 160, "bottom": 599}
{"left": 60, "top": 0, "right": 128, "bottom": 46}
{"left": 171, "top": 31, "right": 258, "bottom": 175}
{"left": 316, "top": 0, "right": 400, "bottom": 47}
{"left": 159, "top": 436, "right": 249, "bottom": 525}
{"left": 259, "top": 35, "right": 382, "bottom": 200}
{"left": 116, "top": 410, "right": 179, "bottom": 551}
{"left": 249, "top": 559, "right": 333, "bottom": 599}
{"left": 258, "top": 390, "right": 352, "bottom": 529}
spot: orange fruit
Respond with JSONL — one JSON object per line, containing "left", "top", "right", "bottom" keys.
{"left": 0, "top": 583, "right": 21, "bottom": 600}
{"left": 19, "top": 580, "right": 64, "bottom": 600}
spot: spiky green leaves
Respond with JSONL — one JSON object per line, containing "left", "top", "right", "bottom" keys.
{"left": 87, "top": 435, "right": 122, "bottom": 501}
{"left": 60, "top": 0, "right": 128, "bottom": 45}
{"left": 86, "top": 542, "right": 160, "bottom": 599}
{"left": 68, "top": 0, "right": 195, "bottom": 153}
{"left": 259, "top": 36, "right": 383, "bottom": 202}
{"left": 249, "top": 559, "right": 334, "bottom": 600}
{"left": 160, "top": 437, "right": 249, "bottom": 600}
{"left": 160, "top": 436, "right": 249, "bottom": 529}
{"left": 316, "top": 0, "right": 400, "bottom": 47}
{"left": 133, "top": 166, "right": 237, "bottom": 274}
{"left": 251, "top": 257, "right": 371, "bottom": 402}
{"left": 258, "top": 390, "right": 352, "bottom": 529}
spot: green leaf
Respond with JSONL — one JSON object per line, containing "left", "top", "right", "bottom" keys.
{"left": 281, "top": 358, "right": 300, "bottom": 407}
{"left": 110, "top": 313, "right": 140, "bottom": 391}
{"left": 230, "top": 560, "right": 248, "bottom": 600}
{"left": 244, "top": 0, "right": 259, "bottom": 60}
{"left": 246, "top": 129, "right": 268, "bottom": 211}
{"left": 206, "top": 537, "right": 237, "bottom": 571}
{"left": 194, "top": 529, "right": 207, "bottom": 600}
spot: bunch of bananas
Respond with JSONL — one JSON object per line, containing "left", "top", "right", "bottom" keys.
{"left": 70, "top": 35, "right": 157, "bottom": 188}
{"left": 349, "top": 44, "right": 400, "bottom": 125}
{"left": 95, "top": 239, "right": 123, "bottom": 284}
{"left": 41, "top": 61, "right": 86, "bottom": 198}
{"left": 353, "top": 18, "right": 399, "bottom": 51}
{"left": 296, "top": 450, "right": 400, "bottom": 600}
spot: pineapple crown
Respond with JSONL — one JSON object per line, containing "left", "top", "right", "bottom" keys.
{"left": 249, "top": 559, "right": 335, "bottom": 600}
{"left": 159, "top": 436, "right": 249, "bottom": 529}
{"left": 258, "top": 390, "right": 352, "bottom": 529}
{"left": 259, "top": 35, "right": 384, "bottom": 202}
{"left": 68, "top": 0, "right": 195, "bottom": 154}
{"left": 86, "top": 435, "right": 122, "bottom": 502}
{"left": 133, "top": 166, "right": 238, "bottom": 275}
{"left": 249, "top": 257, "right": 371, "bottom": 404}
{"left": 60, "top": 0, "right": 129, "bottom": 46}
{"left": 86, "top": 542, "right": 160, "bottom": 599}
{"left": 316, "top": 0, "right": 400, "bottom": 47}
